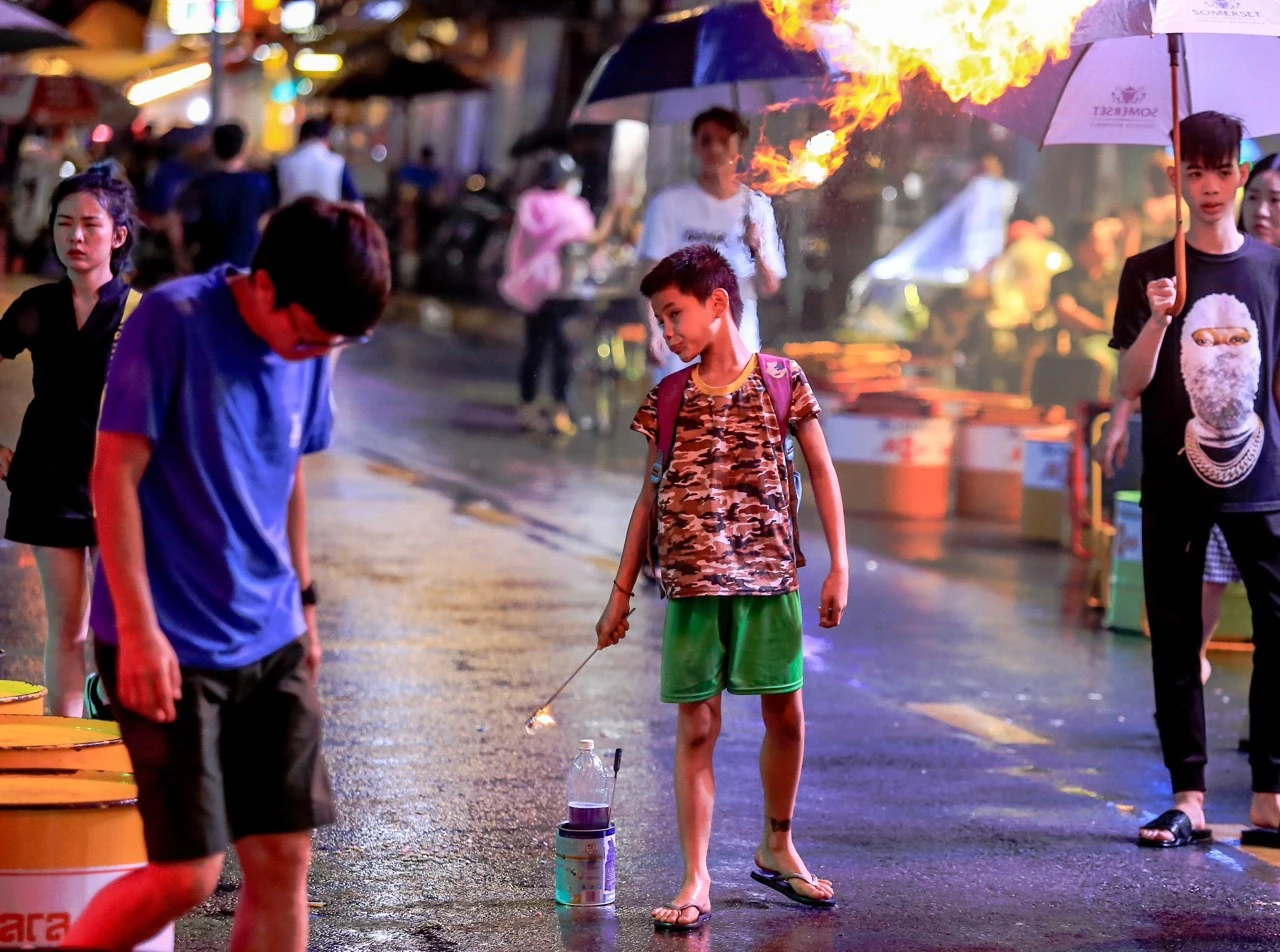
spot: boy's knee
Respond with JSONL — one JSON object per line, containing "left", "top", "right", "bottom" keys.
{"left": 238, "top": 832, "right": 312, "bottom": 885}
{"left": 154, "top": 854, "right": 224, "bottom": 909}
{"left": 678, "top": 701, "right": 721, "bottom": 748}
{"left": 762, "top": 693, "right": 804, "bottom": 741}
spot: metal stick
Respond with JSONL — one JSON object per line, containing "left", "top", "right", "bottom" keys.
{"left": 524, "top": 610, "right": 634, "bottom": 729}
{"left": 608, "top": 748, "right": 622, "bottom": 824}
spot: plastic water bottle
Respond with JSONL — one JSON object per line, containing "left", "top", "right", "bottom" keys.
{"left": 567, "top": 739, "right": 610, "bottom": 829}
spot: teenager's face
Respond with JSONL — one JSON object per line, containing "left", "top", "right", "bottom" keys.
{"left": 1241, "top": 169, "right": 1280, "bottom": 246}
{"left": 651, "top": 286, "right": 731, "bottom": 362}
{"left": 1169, "top": 156, "right": 1248, "bottom": 227}
{"left": 692, "top": 121, "right": 742, "bottom": 177}
{"left": 53, "top": 191, "right": 124, "bottom": 276}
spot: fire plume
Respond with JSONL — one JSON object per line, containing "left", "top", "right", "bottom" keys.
{"left": 751, "top": 0, "right": 1100, "bottom": 194}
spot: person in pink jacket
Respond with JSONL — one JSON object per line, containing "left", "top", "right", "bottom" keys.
{"left": 501, "top": 154, "right": 614, "bottom": 436}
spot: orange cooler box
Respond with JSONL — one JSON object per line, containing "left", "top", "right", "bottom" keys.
{"left": 826, "top": 414, "right": 955, "bottom": 520}
{"left": 0, "top": 681, "right": 46, "bottom": 716}
{"left": 956, "top": 423, "right": 1026, "bottom": 522}
{"left": 0, "top": 771, "right": 173, "bottom": 949}
{"left": 0, "top": 716, "right": 131, "bottom": 772}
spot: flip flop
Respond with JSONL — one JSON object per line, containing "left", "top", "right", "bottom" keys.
{"left": 750, "top": 869, "right": 837, "bottom": 909}
{"left": 652, "top": 902, "right": 710, "bottom": 932}
{"left": 1137, "top": 809, "right": 1212, "bottom": 848}
{"left": 1240, "top": 827, "right": 1280, "bottom": 848}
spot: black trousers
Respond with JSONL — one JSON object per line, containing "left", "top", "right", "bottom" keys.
{"left": 519, "top": 300, "right": 577, "bottom": 404}
{"left": 1142, "top": 504, "right": 1280, "bottom": 794}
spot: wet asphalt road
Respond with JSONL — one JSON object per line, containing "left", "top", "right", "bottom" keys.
{"left": 3, "top": 314, "right": 1280, "bottom": 951}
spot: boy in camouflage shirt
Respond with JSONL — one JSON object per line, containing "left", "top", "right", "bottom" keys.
{"left": 596, "top": 245, "right": 848, "bottom": 932}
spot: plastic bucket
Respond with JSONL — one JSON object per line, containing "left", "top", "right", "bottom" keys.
{"left": 1105, "top": 491, "right": 1145, "bottom": 633}
{"left": 0, "top": 716, "right": 131, "bottom": 772}
{"left": 955, "top": 422, "right": 1027, "bottom": 523}
{"left": 0, "top": 681, "right": 46, "bottom": 716}
{"left": 555, "top": 822, "right": 616, "bottom": 907}
{"left": 826, "top": 414, "right": 955, "bottom": 520}
{"left": 0, "top": 770, "right": 174, "bottom": 950}
{"left": 1020, "top": 424, "right": 1074, "bottom": 545}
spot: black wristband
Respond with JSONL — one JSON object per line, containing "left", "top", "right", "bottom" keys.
{"left": 300, "top": 582, "right": 318, "bottom": 607}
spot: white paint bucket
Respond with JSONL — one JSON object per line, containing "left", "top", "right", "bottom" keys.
{"left": 555, "top": 822, "right": 616, "bottom": 907}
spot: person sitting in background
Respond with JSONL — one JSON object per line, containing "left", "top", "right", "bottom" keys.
{"left": 175, "top": 123, "right": 275, "bottom": 274}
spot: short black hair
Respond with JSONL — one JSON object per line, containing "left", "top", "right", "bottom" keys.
{"left": 212, "top": 122, "right": 246, "bottom": 161}
{"left": 298, "top": 117, "right": 332, "bottom": 143}
{"left": 640, "top": 244, "right": 743, "bottom": 324}
{"left": 1178, "top": 111, "right": 1245, "bottom": 169}
{"left": 252, "top": 197, "right": 392, "bottom": 337}
{"left": 691, "top": 107, "right": 749, "bottom": 143}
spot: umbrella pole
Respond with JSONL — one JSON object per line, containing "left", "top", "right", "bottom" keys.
{"left": 1170, "top": 32, "right": 1187, "bottom": 318}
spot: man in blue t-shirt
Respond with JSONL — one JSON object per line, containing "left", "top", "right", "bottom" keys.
{"left": 177, "top": 122, "right": 275, "bottom": 273}
{"left": 64, "top": 198, "right": 391, "bottom": 952}
{"left": 1111, "top": 112, "right": 1280, "bottom": 850}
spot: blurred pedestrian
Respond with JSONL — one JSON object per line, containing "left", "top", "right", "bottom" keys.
{"left": 638, "top": 107, "right": 786, "bottom": 380}
{"left": 175, "top": 122, "right": 275, "bottom": 274}
{"left": 0, "top": 165, "right": 140, "bottom": 716}
{"left": 500, "top": 153, "right": 615, "bottom": 436}
{"left": 1112, "top": 113, "right": 1280, "bottom": 848}
{"left": 63, "top": 198, "right": 391, "bottom": 952}
{"left": 596, "top": 245, "right": 847, "bottom": 931}
{"left": 273, "top": 117, "right": 363, "bottom": 209}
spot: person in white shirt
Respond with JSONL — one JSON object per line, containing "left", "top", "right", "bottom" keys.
{"left": 272, "top": 118, "right": 364, "bottom": 210}
{"left": 639, "top": 107, "right": 786, "bottom": 380}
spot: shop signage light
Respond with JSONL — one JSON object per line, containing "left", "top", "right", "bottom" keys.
{"left": 293, "top": 50, "right": 343, "bottom": 73}
{"left": 126, "top": 62, "right": 213, "bottom": 105}
{"left": 167, "top": 0, "right": 241, "bottom": 34}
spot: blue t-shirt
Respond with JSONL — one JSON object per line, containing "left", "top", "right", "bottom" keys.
{"left": 90, "top": 266, "right": 334, "bottom": 669}
{"left": 180, "top": 169, "right": 275, "bottom": 271}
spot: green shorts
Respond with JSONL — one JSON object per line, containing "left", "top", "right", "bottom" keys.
{"left": 660, "top": 592, "right": 804, "bottom": 704}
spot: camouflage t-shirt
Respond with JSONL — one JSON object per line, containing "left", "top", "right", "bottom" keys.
{"left": 631, "top": 355, "right": 821, "bottom": 598}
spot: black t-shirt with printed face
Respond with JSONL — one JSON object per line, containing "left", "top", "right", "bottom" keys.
{"left": 1110, "top": 235, "right": 1280, "bottom": 512}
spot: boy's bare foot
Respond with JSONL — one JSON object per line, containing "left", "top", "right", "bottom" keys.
{"left": 1139, "top": 791, "right": 1207, "bottom": 844}
{"left": 1250, "top": 793, "right": 1280, "bottom": 830}
{"left": 754, "top": 842, "right": 834, "bottom": 903}
{"left": 651, "top": 877, "right": 711, "bottom": 928}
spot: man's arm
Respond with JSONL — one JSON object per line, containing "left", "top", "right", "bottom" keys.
{"left": 1056, "top": 294, "right": 1110, "bottom": 334}
{"left": 1117, "top": 282, "right": 1174, "bottom": 400}
{"left": 795, "top": 415, "right": 848, "bottom": 628}
{"left": 288, "top": 460, "right": 321, "bottom": 679}
{"left": 340, "top": 163, "right": 366, "bottom": 212}
{"left": 596, "top": 442, "right": 659, "bottom": 649}
{"left": 92, "top": 431, "right": 182, "bottom": 722}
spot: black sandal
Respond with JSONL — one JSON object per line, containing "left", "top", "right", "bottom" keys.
{"left": 1137, "top": 809, "right": 1212, "bottom": 848}
{"left": 652, "top": 902, "right": 711, "bottom": 932}
{"left": 750, "top": 869, "right": 838, "bottom": 909}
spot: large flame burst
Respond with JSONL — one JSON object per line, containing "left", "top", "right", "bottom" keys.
{"left": 751, "top": 0, "right": 1100, "bottom": 194}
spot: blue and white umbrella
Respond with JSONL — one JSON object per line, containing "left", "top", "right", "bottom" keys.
{"left": 570, "top": 2, "right": 839, "bottom": 125}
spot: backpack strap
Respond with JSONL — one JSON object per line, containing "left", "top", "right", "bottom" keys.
{"left": 652, "top": 367, "right": 695, "bottom": 485}
{"left": 122, "top": 288, "right": 143, "bottom": 323}
{"left": 648, "top": 367, "right": 694, "bottom": 598}
{"left": 757, "top": 353, "right": 806, "bottom": 568}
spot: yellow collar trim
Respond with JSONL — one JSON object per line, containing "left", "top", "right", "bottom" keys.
{"left": 693, "top": 354, "right": 758, "bottom": 396}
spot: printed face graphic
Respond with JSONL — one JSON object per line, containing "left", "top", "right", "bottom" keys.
{"left": 1180, "top": 293, "right": 1262, "bottom": 436}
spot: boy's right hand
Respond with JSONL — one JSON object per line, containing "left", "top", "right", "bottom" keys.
{"left": 595, "top": 591, "right": 632, "bottom": 649}
{"left": 1146, "top": 277, "right": 1176, "bottom": 325}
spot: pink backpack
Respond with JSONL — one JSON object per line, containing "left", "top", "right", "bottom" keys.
{"left": 648, "top": 353, "right": 806, "bottom": 592}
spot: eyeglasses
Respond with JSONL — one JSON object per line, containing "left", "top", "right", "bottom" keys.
{"left": 288, "top": 306, "right": 374, "bottom": 353}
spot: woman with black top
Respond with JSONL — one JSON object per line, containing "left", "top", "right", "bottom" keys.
{"left": 0, "top": 166, "right": 138, "bottom": 716}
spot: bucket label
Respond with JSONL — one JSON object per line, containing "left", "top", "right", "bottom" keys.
{"left": 825, "top": 415, "right": 954, "bottom": 467}
{"left": 959, "top": 425, "right": 1024, "bottom": 474}
{"left": 0, "top": 866, "right": 174, "bottom": 950}
{"left": 1022, "top": 438, "right": 1071, "bottom": 491}
{"left": 1114, "top": 499, "right": 1143, "bottom": 564}
{"left": 555, "top": 829, "right": 617, "bottom": 907}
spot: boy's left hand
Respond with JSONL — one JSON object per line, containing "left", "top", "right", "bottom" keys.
{"left": 819, "top": 568, "right": 848, "bottom": 628}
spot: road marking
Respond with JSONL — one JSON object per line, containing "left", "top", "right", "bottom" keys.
{"left": 459, "top": 500, "right": 523, "bottom": 527}
{"left": 909, "top": 703, "right": 1052, "bottom": 746}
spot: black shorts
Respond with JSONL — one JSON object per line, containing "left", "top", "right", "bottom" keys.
{"left": 5, "top": 493, "right": 96, "bottom": 548}
{"left": 96, "top": 636, "right": 336, "bottom": 863}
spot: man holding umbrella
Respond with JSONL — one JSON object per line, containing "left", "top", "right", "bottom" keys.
{"left": 638, "top": 107, "right": 787, "bottom": 379}
{"left": 1111, "top": 111, "right": 1280, "bottom": 848}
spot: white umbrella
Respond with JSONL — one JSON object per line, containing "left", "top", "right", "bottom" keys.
{"left": 969, "top": 0, "right": 1280, "bottom": 314}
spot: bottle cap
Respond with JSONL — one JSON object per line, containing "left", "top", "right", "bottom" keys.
{"left": 579, "top": 739, "right": 595, "bottom": 750}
